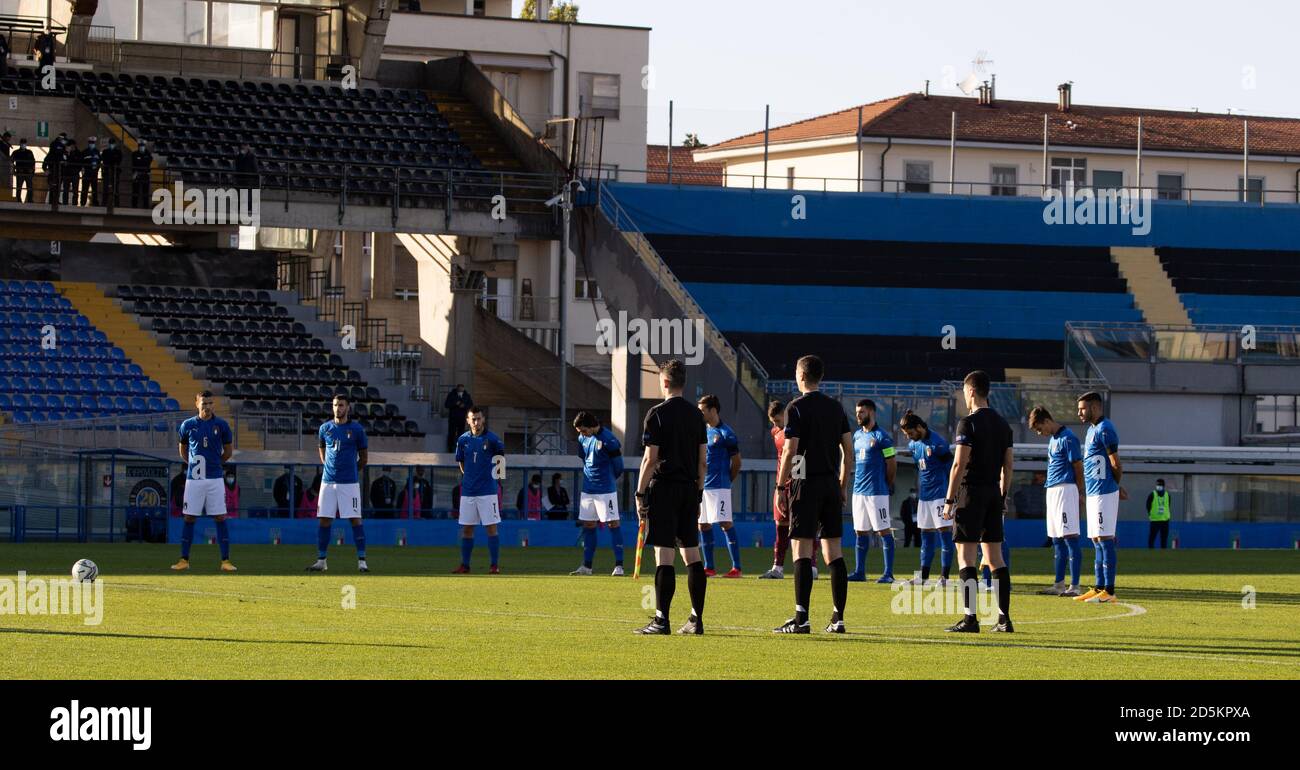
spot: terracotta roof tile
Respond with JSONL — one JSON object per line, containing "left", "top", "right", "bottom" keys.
{"left": 646, "top": 144, "right": 724, "bottom": 184}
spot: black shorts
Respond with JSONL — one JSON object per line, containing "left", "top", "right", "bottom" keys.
{"left": 954, "top": 484, "right": 1005, "bottom": 543}
{"left": 645, "top": 479, "right": 700, "bottom": 549}
{"left": 788, "top": 475, "right": 843, "bottom": 540}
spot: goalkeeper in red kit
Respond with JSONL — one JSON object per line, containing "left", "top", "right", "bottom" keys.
{"left": 758, "top": 400, "right": 820, "bottom": 580}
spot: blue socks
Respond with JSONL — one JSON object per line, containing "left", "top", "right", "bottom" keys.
{"left": 317, "top": 525, "right": 332, "bottom": 559}
{"left": 1066, "top": 537, "right": 1082, "bottom": 586}
{"left": 722, "top": 527, "right": 741, "bottom": 570}
{"left": 582, "top": 527, "right": 597, "bottom": 569}
{"left": 939, "top": 528, "right": 954, "bottom": 578}
{"left": 1052, "top": 537, "right": 1067, "bottom": 584}
{"left": 215, "top": 518, "right": 230, "bottom": 560}
{"left": 488, "top": 534, "right": 500, "bottom": 568}
{"left": 351, "top": 523, "right": 366, "bottom": 560}
{"left": 1102, "top": 539, "right": 1117, "bottom": 592}
{"left": 919, "top": 530, "right": 935, "bottom": 579}
{"left": 853, "top": 533, "right": 870, "bottom": 577}
{"left": 1093, "top": 541, "right": 1104, "bottom": 588}
{"left": 180, "top": 520, "right": 195, "bottom": 559}
{"left": 460, "top": 536, "right": 473, "bottom": 568}
{"left": 881, "top": 533, "right": 895, "bottom": 578}
{"left": 611, "top": 526, "right": 625, "bottom": 566}
{"left": 701, "top": 528, "right": 716, "bottom": 571}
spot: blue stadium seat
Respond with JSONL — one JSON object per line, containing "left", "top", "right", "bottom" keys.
{"left": 130, "top": 396, "right": 146, "bottom": 413}
{"left": 146, "top": 397, "right": 164, "bottom": 411}
{"left": 147, "top": 381, "right": 162, "bottom": 394}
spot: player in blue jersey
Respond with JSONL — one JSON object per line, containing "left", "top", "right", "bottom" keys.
{"left": 1075, "top": 392, "right": 1124, "bottom": 603}
{"left": 171, "top": 391, "right": 237, "bottom": 572}
{"left": 1030, "top": 406, "right": 1085, "bottom": 596}
{"left": 570, "top": 411, "right": 627, "bottom": 576}
{"left": 849, "top": 399, "right": 897, "bottom": 583}
{"left": 696, "top": 394, "right": 743, "bottom": 577}
{"left": 306, "top": 394, "right": 370, "bottom": 573}
{"left": 453, "top": 405, "right": 506, "bottom": 574}
{"left": 898, "top": 410, "right": 955, "bottom": 586}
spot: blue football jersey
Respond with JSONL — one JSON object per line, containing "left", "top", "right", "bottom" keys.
{"left": 908, "top": 429, "right": 953, "bottom": 502}
{"left": 853, "top": 426, "right": 895, "bottom": 496}
{"left": 456, "top": 430, "right": 505, "bottom": 498}
{"left": 1083, "top": 418, "right": 1120, "bottom": 496}
{"left": 704, "top": 422, "right": 740, "bottom": 490}
{"left": 178, "top": 416, "right": 233, "bottom": 480}
{"left": 1046, "top": 425, "right": 1083, "bottom": 488}
{"left": 578, "top": 427, "right": 623, "bottom": 494}
{"left": 319, "top": 419, "right": 368, "bottom": 484}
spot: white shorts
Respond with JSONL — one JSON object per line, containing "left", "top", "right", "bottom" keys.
{"left": 698, "top": 488, "right": 733, "bottom": 525}
{"left": 459, "top": 494, "right": 501, "bottom": 527}
{"left": 318, "top": 482, "right": 362, "bottom": 519}
{"left": 182, "top": 478, "right": 226, "bottom": 516}
{"left": 1085, "top": 491, "right": 1119, "bottom": 538}
{"left": 852, "top": 494, "right": 891, "bottom": 532}
{"left": 1046, "top": 485, "right": 1081, "bottom": 538}
{"left": 578, "top": 492, "right": 620, "bottom": 523}
{"left": 916, "top": 498, "right": 952, "bottom": 530}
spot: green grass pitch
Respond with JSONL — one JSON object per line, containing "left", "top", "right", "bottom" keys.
{"left": 1, "top": 544, "right": 1297, "bottom": 679}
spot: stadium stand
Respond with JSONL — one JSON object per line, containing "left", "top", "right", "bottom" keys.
{"left": 0, "top": 67, "right": 486, "bottom": 201}
{"left": 646, "top": 235, "right": 1143, "bottom": 381}
{"left": 0, "top": 279, "right": 177, "bottom": 424}
{"left": 1158, "top": 247, "right": 1300, "bottom": 326}
{"left": 115, "top": 284, "right": 423, "bottom": 439}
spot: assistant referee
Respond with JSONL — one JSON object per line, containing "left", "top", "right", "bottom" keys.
{"left": 941, "top": 370, "right": 1016, "bottom": 633}
{"left": 774, "top": 355, "right": 854, "bottom": 634}
{"left": 634, "top": 359, "right": 710, "bottom": 636}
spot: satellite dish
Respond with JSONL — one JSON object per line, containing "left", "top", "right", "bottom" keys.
{"left": 958, "top": 73, "right": 981, "bottom": 95}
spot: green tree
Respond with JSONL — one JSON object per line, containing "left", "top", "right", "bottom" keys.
{"left": 520, "top": 0, "right": 579, "bottom": 22}
{"left": 682, "top": 133, "right": 704, "bottom": 148}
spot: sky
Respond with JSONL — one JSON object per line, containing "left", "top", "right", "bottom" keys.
{"left": 514, "top": 0, "right": 1300, "bottom": 147}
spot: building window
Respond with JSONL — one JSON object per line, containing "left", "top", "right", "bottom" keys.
{"left": 1157, "top": 173, "right": 1184, "bottom": 201}
{"left": 143, "top": 0, "right": 207, "bottom": 45}
{"left": 575, "top": 277, "right": 602, "bottom": 300}
{"left": 90, "top": 0, "right": 139, "bottom": 41}
{"left": 1238, "top": 176, "right": 1265, "bottom": 203}
{"left": 903, "top": 161, "right": 932, "bottom": 193}
{"left": 579, "top": 73, "right": 620, "bottom": 120}
{"left": 990, "top": 165, "right": 1018, "bottom": 196}
{"left": 1050, "top": 157, "right": 1087, "bottom": 192}
{"left": 1255, "top": 395, "right": 1298, "bottom": 433}
{"left": 786, "top": 167, "right": 796, "bottom": 190}
{"left": 1093, "top": 169, "right": 1124, "bottom": 191}
{"left": 473, "top": 0, "right": 486, "bottom": 16}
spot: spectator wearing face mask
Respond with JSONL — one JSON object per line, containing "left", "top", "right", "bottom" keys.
{"left": 100, "top": 137, "right": 123, "bottom": 207}
{"left": 516, "top": 473, "right": 544, "bottom": 520}
{"left": 79, "top": 136, "right": 100, "bottom": 206}
{"left": 444, "top": 383, "right": 473, "bottom": 453}
{"left": 223, "top": 469, "right": 240, "bottom": 518}
{"left": 1146, "top": 479, "right": 1171, "bottom": 549}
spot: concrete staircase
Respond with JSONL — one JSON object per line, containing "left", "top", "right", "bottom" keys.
{"left": 1110, "top": 247, "right": 1192, "bottom": 326}
{"left": 53, "top": 281, "right": 262, "bottom": 450}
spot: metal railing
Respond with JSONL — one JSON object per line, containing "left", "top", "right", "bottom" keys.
{"left": 109, "top": 45, "right": 358, "bottom": 82}
{"left": 596, "top": 182, "right": 769, "bottom": 409}
{"left": 476, "top": 293, "right": 561, "bottom": 325}
{"left": 1067, "top": 321, "right": 1300, "bottom": 364}
{"left": 0, "top": 411, "right": 190, "bottom": 451}
{"left": 611, "top": 165, "right": 1300, "bottom": 205}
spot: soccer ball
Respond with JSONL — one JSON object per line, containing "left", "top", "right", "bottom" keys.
{"left": 71, "top": 559, "right": 98, "bottom": 583}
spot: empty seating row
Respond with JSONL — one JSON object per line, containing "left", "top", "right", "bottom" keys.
{"left": 130, "top": 300, "right": 290, "bottom": 320}
{"left": 0, "top": 376, "right": 161, "bottom": 395}
{"left": 0, "top": 360, "right": 145, "bottom": 378}
{"left": 224, "top": 382, "right": 379, "bottom": 403}
{"left": 1, "top": 394, "right": 178, "bottom": 412}
{"left": 189, "top": 349, "right": 340, "bottom": 368}
{"left": 153, "top": 317, "right": 305, "bottom": 336}
{"left": 0, "top": 280, "right": 58, "bottom": 296}
{"left": 117, "top": 285, "right": 273, "bottom": 304}
{"left": 0, "top": 343, "right": 126, "bottom": 363}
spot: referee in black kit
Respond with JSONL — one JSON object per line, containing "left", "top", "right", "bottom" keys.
{"left": 774, "top": 355, "right": 855, "bottom": 634}
{"left": 634, "top": 359, "right": 710, "bottom": 635}
{"left": 942, "top": 370, "right": 1016, "bottom": 633}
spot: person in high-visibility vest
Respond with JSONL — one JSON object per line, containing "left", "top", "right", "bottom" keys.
{"left": 1146, "top": 479, "right": 1172, "bottom": 549}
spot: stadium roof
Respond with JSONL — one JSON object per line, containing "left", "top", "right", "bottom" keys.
{"left": 700, "top": 93, "right": 1300, "bottom": 157}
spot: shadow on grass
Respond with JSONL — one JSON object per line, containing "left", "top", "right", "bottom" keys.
{"left": 0, "top": 625, "right": 441, "bottom": 651}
